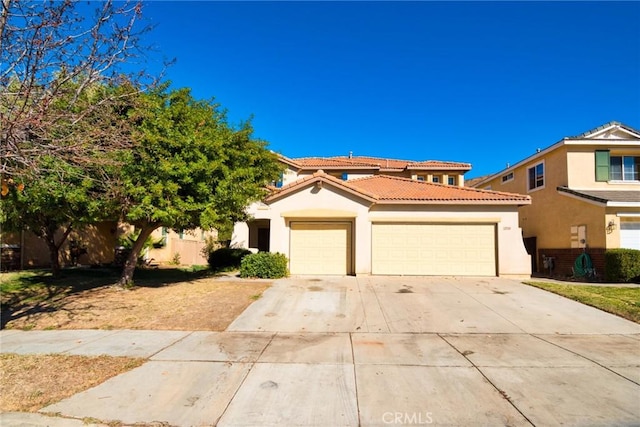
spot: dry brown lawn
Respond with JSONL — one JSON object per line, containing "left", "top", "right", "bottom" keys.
{"left": 0, "top": 353, "right": 145, "bottom": 412}
{"left": 2, "top": 270, "right": 270, "bottom": 331}
{"left": 0, "top": 269, "right": 271, "bottom": 414}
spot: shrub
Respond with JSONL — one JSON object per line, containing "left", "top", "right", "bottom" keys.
{"left": 240, "top": 252, "right": 289, "bottom": 279}
{"left": 208, "top": 247, "right": 252, "bottom": 271}
{"left": 605, "top": 249, "right": 640, "bottom": 283}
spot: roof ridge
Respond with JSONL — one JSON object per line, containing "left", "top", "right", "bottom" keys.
{"left": 408, "top": 159, "right": 471, "bottom": 164}
{"left": 293, "top": 156, "right": 384, "bottom": 168}
{"left": 334, "top": 155, "right": 413, "bottom": 162}
{"left": 270, "top": 170, "right": 379, "bottom": 201}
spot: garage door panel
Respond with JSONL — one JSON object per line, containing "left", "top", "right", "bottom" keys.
{"left": 372, "top": 223, "right": 496, "bottom": 276}
{"left": 290, "top": 222, "right": 352, "bottom": 275}
{"left": 620, "top": 222, "right": 640, "bottom": 250}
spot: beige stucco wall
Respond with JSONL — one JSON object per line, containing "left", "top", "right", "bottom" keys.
{"left": 567, "top": 145, "right": 640, "bottom": 189}
{"left": 146, "top": 228, "right": 216, "bottom": 265}
{"left": 480, "top": 146, "right": 610, "bottom": 250}
{"left": 234, "top": 184, "right": 531, "bottom": 277}
{"left": 477, "top": 141, "right": 639, "bottom": 255}
{"left": 281, "top": 166, "right": 299, "bottom": 186}
{"left": 1, "top": 222, "right": 117, "bottom": 268}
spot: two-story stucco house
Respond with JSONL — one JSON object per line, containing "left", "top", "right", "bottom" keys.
{"left": 471, "top": 121, "right": 640, "bottom": 276}
{"left": 233, "top": 155, "right": 532, "bottom": 278}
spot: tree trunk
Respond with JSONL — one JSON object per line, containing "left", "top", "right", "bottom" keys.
{"left": 42, "top": 224, "right": 73, "bottom": 277}
{"left": 117, "top": 225, "right": 157, "bottom": 287}
{"left": 44, "top": 235, "right": 62, "bottom": 277}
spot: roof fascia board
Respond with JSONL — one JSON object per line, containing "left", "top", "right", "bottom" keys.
{"left": 298, "top": 165, "right": 381, "bottom": 171}
{"left": 374, "top": 199, "right": 531, "bottom": 206}
{"left": 563, "top": 139, "right": 640, "bottom": 146}
{"left": 277, "top": 154, "right": 301, "bottom": 169}
{"left": 607, "top": 202, "right": 640, "bottom": 207}
{"left": 407, "top": 166, "right": 472, "bottom": 171}
{"left": 557, "top": 189, "right": 606, "bottom": 206}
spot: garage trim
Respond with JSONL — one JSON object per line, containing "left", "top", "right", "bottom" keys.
{"left": 368, "top": 216, "right": 501, "bottom": 224}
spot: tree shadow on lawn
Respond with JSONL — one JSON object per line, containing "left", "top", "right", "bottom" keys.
{"left": 0, "top": 266, "right": 219, "bottom": 329}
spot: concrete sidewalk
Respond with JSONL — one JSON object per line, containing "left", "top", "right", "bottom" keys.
{"left": 1, "top": 276, "right": 639, "bottom": 426}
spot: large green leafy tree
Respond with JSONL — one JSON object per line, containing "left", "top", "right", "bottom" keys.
{"left": 116, "top": 87, "right": 282, "bottom": 286}
{"left": 1, "top": 157, "right": 109, "bottom": 275}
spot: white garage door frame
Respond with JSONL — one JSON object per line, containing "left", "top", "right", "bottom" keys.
{"left": 289, "top": 221, "right": 354, "bottom": 275}
{"left": 371, "top": 222, "right": 498, "bottom": 276}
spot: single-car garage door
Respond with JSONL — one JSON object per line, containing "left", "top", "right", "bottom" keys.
{"left": 289, "top": 222, "right": 352, "bottom": 275}
{"left": 372, "top": 223, "right": 496, "bottom": 276}
{"left": 620, "top": 221, "right": 640, "bottom": 250}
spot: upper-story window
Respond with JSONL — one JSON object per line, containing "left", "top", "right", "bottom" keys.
{"left": 595, "top": 151, "right": 640, "bottom": 182}
{"left": 416, "top": 175, "right": 425, "bottom": 182}
{"left": 611, "top": 156, "right": 639, "bottom": 181}
{"left": 527, "top": 162, "right": 544, "bottom": 191}
{"left": 432, "top": 175, "right": 442, "bottom": 183}
{"left": 447, "top": 176, "right": 456, "bottom": 186}
{"left": 501, "top": 172, "right": 514, "bottom": 183}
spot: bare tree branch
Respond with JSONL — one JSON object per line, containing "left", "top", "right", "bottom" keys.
{"left": 0, "top": 0, "right": 161, "bottom": 178}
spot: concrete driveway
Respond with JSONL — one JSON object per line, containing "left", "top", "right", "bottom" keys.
{"left": 2, "top": 276, "right": 639, "bottom": 426}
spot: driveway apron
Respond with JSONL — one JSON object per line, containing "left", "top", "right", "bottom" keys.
{"left": 3, "top": 276, "right": 638, "bottom": 426}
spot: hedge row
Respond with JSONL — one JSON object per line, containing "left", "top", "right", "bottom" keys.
{"left": 240, "top": 252, "right": 288, "bottom": 279}
{"left": 207, "top": 248, "right": 289, "bottom": 279}
{"left": 605, "top": 249, "right": 640, "bottom": 283}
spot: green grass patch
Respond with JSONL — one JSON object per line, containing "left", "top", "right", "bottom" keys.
{"left": 524, "top": 281, "right": 640, "bottom": 323}
{"left": 0, "top": 270, "right": 52, "bottom": 294}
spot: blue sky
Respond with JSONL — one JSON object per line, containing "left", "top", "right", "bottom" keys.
{"left": 141, "top": 1, "right": 639, "bottom": 178}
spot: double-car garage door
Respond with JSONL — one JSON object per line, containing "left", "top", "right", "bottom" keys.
{"left": 372, "top": 223, "right": 497, "bottom": 276}
{"left": 288, "top": 221, "right": 497, "bottom": 276}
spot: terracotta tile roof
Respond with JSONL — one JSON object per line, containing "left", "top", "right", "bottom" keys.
{"left": 291, "top": 156, "right": 471, "bottom": 171}
{"left": 292, "top": 157, "right": 382, "bottom": 169}
{"left": 267, "top": 171, "right": 530, "bottom": 205}
{"left": 406, "top": 160, "right": 472, "bottom": 170}
{"left": 265, "top": 171, "right": 378, "bottom": 203}
{"left": 348, "top": 175, "right": 530, "bottom": 204}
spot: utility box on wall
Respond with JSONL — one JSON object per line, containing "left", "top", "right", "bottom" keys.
{"left": 570, "top": 225, "right": 587, "bottom": 249}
